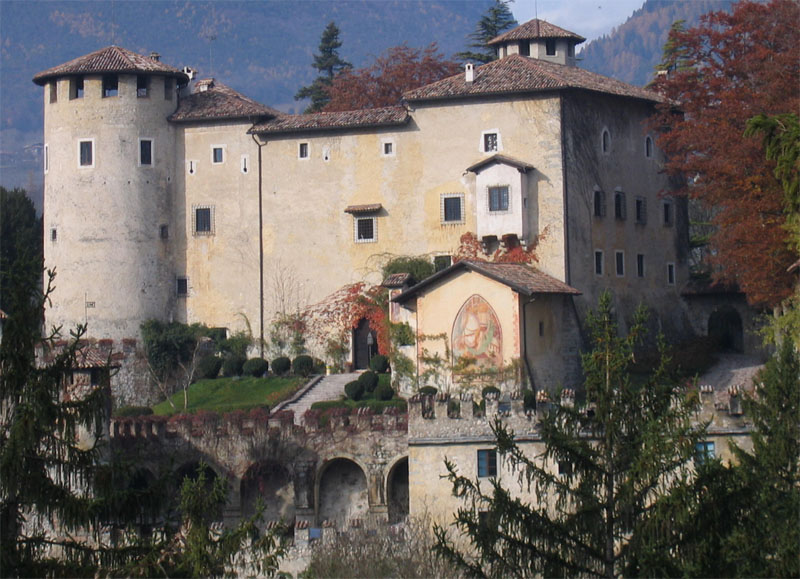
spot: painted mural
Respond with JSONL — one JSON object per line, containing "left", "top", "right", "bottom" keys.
{"left": 452, "top": 294, "right": 503, "bottom": 370}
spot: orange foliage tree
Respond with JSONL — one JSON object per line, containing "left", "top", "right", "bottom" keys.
{"left": 650, "top": 0, "right": 799, "bottom": 306}
{"left": 324, "top": 43, "right": 460, "bottom": 111}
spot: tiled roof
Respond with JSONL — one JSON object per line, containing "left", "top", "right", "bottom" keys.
{"left": 466, "top": 154, "right": 535, "bottom": 174}
{"left": 34, "top": 45, "right": 188, "bottom": 86}
{"left": 404, "top": 54, "right": 662, "bottom": 104}
{"left": 393, "top": 260, "right": 580, "bottom": 303}
{"left": 249, "top": 106, "right": 409, "bottom": 135}
{"left": 169, "top": 79, "right": 280, "bottom": 123}
{"left": 382, "top": 273, "right": 415, "bottom": 288}
{"left": 344, "top": 203, "right": 383, "bottom": 214}
{"left": 488, "top": 19, "right": 585, "bottom": 45}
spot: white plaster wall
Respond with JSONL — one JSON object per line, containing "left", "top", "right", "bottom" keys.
{"left": 475, "top": 164, "right": 528, "bottom": 241}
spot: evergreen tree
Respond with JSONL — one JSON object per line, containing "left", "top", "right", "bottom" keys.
{"left": 434, "top": 293, "right": 704, "bottom": 577}
{"left": 457, "top": 0, "right": 517, "bottom": 64}
{"left": 295, "top": 21, "right": 351, "bottom": 113}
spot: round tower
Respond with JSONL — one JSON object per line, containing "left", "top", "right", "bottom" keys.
{"left": 34, "top": 47, "right": 189, "bottom": 342}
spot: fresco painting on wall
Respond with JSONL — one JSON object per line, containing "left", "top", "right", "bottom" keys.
{"left": 452, "top": 294, "right": 503, "bottom": 370}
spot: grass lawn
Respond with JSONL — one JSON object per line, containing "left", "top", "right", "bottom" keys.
{"left": 151, "top": 376, "right": 305, "bottom": 416}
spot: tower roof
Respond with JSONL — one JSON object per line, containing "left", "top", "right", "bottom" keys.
{"left": 488, "top": 19, "right": 586, "bottom": 45}
{"left": 169, "top": 79, "right": 281, "bottom": 123}
{"left": 33, "top": 45, "right": 189, "bottom": 86}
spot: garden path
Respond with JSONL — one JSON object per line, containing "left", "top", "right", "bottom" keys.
{"left": 281, "top": 372, "right": 359, "bottom": 425}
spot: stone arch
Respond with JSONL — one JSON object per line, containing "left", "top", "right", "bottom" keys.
{"left": 708, "top": 306, "right": 744, "bottom": 352}
{"left": 386, "top": 456, "right": 409, "bottom": 524}
{"left": 452, "top": 294, "right": 503, "bottom": 370}
{"left": 316, "top": 457, "right": 369, "bottom": 528}
{"left": 240, "top": 460, "right": 294, "bottom": 524}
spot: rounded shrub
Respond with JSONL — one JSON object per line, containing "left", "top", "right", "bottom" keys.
{"left": 482, "top": 385, "right": 501, "bottom": 399}
{"left": 272, "top": 356, "right": 291, "bottom": 376}
{"left": 345, "top": 380, "right": 365, "bottom": 401}
{"left": 374, "top": 382, "right": 394, "bottom": 401}
{"left": 312, "top": 358, "right": 327, "bottom": 375}
{"left": 357, "top": 370, "right": 379, "bottom": 393}
{"left": 292, "top": 354, "right": 314, "bottom": 377}
{"left": 196, "top": 355, "right": 223, "bottom": 380}
{"left": 419, "top": 386, "right": 437, "bottom": 396}
{"left": 242, "top": 357, "right": 269, "bottom": 377}
{"left": 369, "top": 354, "right": 390, "bottom": 374}
{"left": 222, "top": 354, "right": 246, "bottom": 377}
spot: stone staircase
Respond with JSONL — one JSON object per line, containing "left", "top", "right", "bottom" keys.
{"left": 278, "top": 373, "right": 359, "bottom": 424}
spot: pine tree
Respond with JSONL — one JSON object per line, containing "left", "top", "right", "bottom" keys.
{"left": 457, "top": 0, "right": 517, "bottom": 64}
{"left": 295, "top": 21, "right": 351, "bottom": 113}
{"left": 434, "top": 293, "right": 704, "bottom": 577}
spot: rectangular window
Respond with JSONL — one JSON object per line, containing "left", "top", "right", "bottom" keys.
{"left": 489, "top": 186, "right": 509, "bottom": 212}
{"left": 477, "top": 449, "right": 497, "bottom": 478}
{"left": 102, "top": 75, "right": 118, "bottom": 97}
{"left": 90, "top": 368, "right": 102, "bottom": 386}
{"left": 546, "top": 39, "right": 557, "bottom": 56}
{"left": 483, "top": 132, "right": 498, "bottom": 152}
{"left": 212, "top": 146, "right": 224, "bottom": 164}
{"left": 160, "top": 224, "right": 169, "bottom": 240}
{"left": 519, "top": 41, "right": 530, "bottom": 56}
{"left": 441, "top": 194, "right": 464, "bottom": 223}
{"left": 79, "top": 140, "right": 94, "bottom": 167}
{"left": 595, "top": 250, "right": 604, "bottom": 275}
{"left": 176, "top": 277, "right": 189, "bottom": 297}
{"left": 637, "top": 254, "right": 645, "bottom": 278}
{"left": 44, "top": 144, "right": 49, "bottom": 173}
{"left": 667, "top": 263, "right": 675, "bottom": 285}
{"left": 355, "top": 216, "right": 376, "bottom": 243}
{"left": 695, "top": 441, "right": 715, "bottom": 465}
{"left": 298, "top": 142, "right": 309, "bottom": 159}
{"left": 635, "top": 196, "right": 647, "bottom": 224}
{"left": 567, "top": 43, "right": 575, "bottom": 57}
{"left": 593, "top": 190, "right": 605, "bottom": 217}
{"left": 164, "top": 77, "right": 174, "bottom": 100}
{"left": 663, "top": 200, "right": 673, "bottom": 226}
{"left": 615, "top": 251, "right": 625, "bottom": 276}
{"left": 193, "top": 206, "right": 214, "bottom": 235}
{"left": 614, "top": 191, "right": 626, "bottom": 220}
{"left": 434, "top": 255, "right": 452, "bottom": 272}
{"left": 49, "top": 81, "right": 58, "bottom": 103}
{"left": 558, "top": 460, "right": 572, "bottom": 475}
{"left": 137, "top": 75, "right": 149, "bottom": 98}
{"left": 50, "top": 227, "right": 57, "bottom": 242}
{"left": 382, "top": 141, "right": 394, "bottom": 156}
{"left": 70, "top": 76, "right": 84, "bottom": 99}
{"left": 139, "top": 139, "right": 152, "bottom": 166}
{"left": 538, "top": 321, "right": 544, "bottom": 336}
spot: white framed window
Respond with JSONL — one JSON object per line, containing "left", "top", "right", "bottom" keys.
{"left": 186, "top": 160, "right": 198, "bottom": 176}
{"left": 211, "top": 145, "right": 225, "bottom": 164}
{"left": 176, "top": 276, "right": 189, "bottom": 297}
{"left": 44, "top": 144, "right": 49, "bottom": 174}
{"left": 667, "top": 262, "right": 675, "bottom": 285}
{"left": 441, "top": 193, "right": 465, "bottom": 224}
{"left": 78, "top": 139, "right": 94, "bottom": 168}
{"left": 241, "top": 154, "right": 250, "bottom": 174}
{"left": 138, "top": 138, "right": 153, "bottom": 167}
{"left": 637, "top": 254, "right": 645, "bottom": 278}
{"left": 477, "top": 449, "right": 497, "bottom": 477}
{"left": 481, "top": 129, "right": 501, "bottom": 153}
{"left": 354, "top": 216, "right": 377, "bottom": 243}
{"left": 594, "top": 250, "right": 604, "bottom": 276}
{"left": 634, "top": 196, "right": 647, "bottom": 224}
{"left": 663, "top": 200, "right": 674, "bottom": 226}
{"left": 381, "top": 139, "right": 395, "bottom": 157}
{"left": 695, "top": 441, "right": 715, "bottom": 465}
{"left": 193, "top": 205, "right": 215, "bottom": 236}
{"left": 615, "top": 250, "right": 625, "bottom": 277}
{"left": 298, "top": 142, "right": 309, "bottom": 159}
{"left": 645, "top": 135, "right": 654, "bottom": 159}
{"left": 601, "top": 128, "right": 611, "bottom": 155}
{"left": 488, "top": 185, "right": 510, "bottom": 212}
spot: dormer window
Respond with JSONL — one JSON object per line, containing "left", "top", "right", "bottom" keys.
{"left": 102, "top": 75, "right": 118, "bottom": 98}
{"left": 546, "top": 39, "right": 557, "bottom": 56}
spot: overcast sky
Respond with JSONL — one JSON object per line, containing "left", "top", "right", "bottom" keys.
{"left": 512, "top": 0, "right": 644, "bottom": 43}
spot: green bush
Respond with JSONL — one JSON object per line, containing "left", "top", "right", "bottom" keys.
{"left": 419, "top": 386, "right": 437, "bottom": 396}
{"left": 242, "top": 357, "right": 269, "bottom": 377}
{"left": 313, "top": 358, "right": 327, "bottom": 375}
{"left": 369, "top": 354, "right": 390, "bottom": 374}
{"left": 222, "top": 354, "right": 246, "bottom": 377}
{"left": 357, "top": 371, "right": 379, "bottom": 393}
{"left": 345, "top": 380, "right": 365, "bottom": 401}
{"left": 113, "top": 406, "right": 153, "bottom": 417}
{"left": 196, "top": 355, "right": 223, "bottom": 380}
{"left": 374, "top": 382, "right": 395, "bottom": 401}
{"left": 381, "top": 255, "right": 435, "bottom": 282}
{"left": 272, "top": 356, "right": 291, "bottom": 376}
{"left": 482, "top": 385, "right": 501, "bottom": 398}
{"left": 523, "top": 389, "right": 536, "bottom": 410}
{"left": 292, "top": 354, "right": 314, "bottom": 377}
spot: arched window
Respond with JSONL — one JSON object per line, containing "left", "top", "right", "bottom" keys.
{"left": 601, "top": 129, "right": 611, "bottom": 154}
{"left": 645, "top": 136, "right": 653, "bottom": 158}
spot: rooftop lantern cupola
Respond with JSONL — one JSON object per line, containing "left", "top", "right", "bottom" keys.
{"left": 488, "top": 19, "right": 585, "bottom": 66}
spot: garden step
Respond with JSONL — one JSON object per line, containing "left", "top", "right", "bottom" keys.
{"left": 282, "top": 373, "right": 359, "bottom": 425}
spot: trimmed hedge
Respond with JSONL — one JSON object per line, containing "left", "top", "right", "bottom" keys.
{"left": 482, "top": 385, "right": 501, "bottom": 398}
{"left": 374, "top": 382, "right": 394, "bottom": 401}
{"left": 292, "top": 355, "right": 314, "bottom": 377}
{"left": 272, "top": 356, "right": 291, "bottom": 376}
{"left": 242, "top": 358, "right": 269, "bottom": 377}
{"left": 196, "top": 355, "right": 223, "bottom": 380}
{"left": 357, "top": 371, "right": 379, "bottom": 393}
{"left": 369, "top": 354, "right": 390, "bottom": 374}
{"left": 419, "top": 386, "right": 437, "bottom": 396}
{"left": 345, "top": 380, "right": 365, "bottom": 401}
{"left": 222, "top": 354, "right": 246, "bottom": 377}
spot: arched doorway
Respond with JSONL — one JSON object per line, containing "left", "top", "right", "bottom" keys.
{"left": 387, "top": 457, "right": 409, "bottom": 524}
{"left": 317, "top": 458, "right": 369, "bottom": 528}
{"left": 240, "top": 461, "right": 294, "bottom": 524}
{"left": 708, "top": 306, "right": 743, "bottom": 352}
{"left": 353, "top": 318, "right": 376, "bottom": 370}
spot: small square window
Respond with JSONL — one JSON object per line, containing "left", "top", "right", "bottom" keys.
{"left": 298, "top": 143, "right": 309, "bottom": 159}
{"left": 139, "top": 139, "right": 153, "bottom": 166}
{"left": 355, "top": 216, "right": 376, "bottom": 243}
{"left": 212, "top": 146, "right": 224, "bottom": 164}
{"left": 434, "top": 255, "right": 452, "bottom": 272}
{"left": 383, "top": 141, "right": 394, "bottom": 156}
{"left": 667, "top": 263, "right": 675, "bottom": 285}
{"left": 695, "top": 441, "right": 715, "bottom": 465}
{"left": 489, "top": 186, "right": 509, "bottom": 212}
{"left": 70, "top": 77, "right": 84, "bottom": 100}
{"left": 102, "top": 75, "right": 118, "bottom": 98}
{"left": 637, "top": 254, "right": 645, "bottom": 278}
{"left": 137, "top": 75, "right": 149, "bottom": 98}
{"left": 594, "top": 250, "right": 604, "bottom": 275}
{"left": 593, "top": 190, "right": 605, "bottom": 217}
{"left": 477, "top": 449, "right": 497, "bottom": 478}
{"left": 79, "top": 140, "right": 94, "bottom": 167}
{"left": 663, "top": 200, "right": 673, "bottom": 226}
{"left": 50, "top": 227, "right": 57, "bottom": 242}
{"left": 176, "top": 277, "right": 189, "bottom": 297}
{"left": 558, "top": 460, "right": 572, "bottom": 475}
{"left": 614, "top": 191, "right": 626, "bottom": 220}
{"left": 635, "top": 196, "right": 647, "bottom": 224}
{"left": 546, "top": 39, "right": 557, "bottom": 56}
{"left": 615, "top": 251, "right": 625, "bottom": 277}
{"left": 441, "top": 194, "right": 464, "bottom": 223}
{"left": 483, "top": 132, "right": 498, "bottom": 152}
{"left": 193, "top": 206, "right": 214, "bottom": 235}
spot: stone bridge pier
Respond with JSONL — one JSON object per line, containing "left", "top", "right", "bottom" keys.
{"left": 110, "top": 408, "right": 409, "bottom": 531}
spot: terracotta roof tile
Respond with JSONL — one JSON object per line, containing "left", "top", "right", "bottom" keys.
{"left": 34, "top": 45, "right": 188, "bottom": 86}
{"left": 344, "top": 203, "right": 382, "bottom": 214}
{"left": 404, "top": 54, "right": 662, "bottom": 104}
{"left": 466, "top": 154, "right": 534, "bottom": 174}
{"left": 488, "top": 19, "right": 585, "bottom": 45}
{"left": 249, "top": 106, "right": 409, "bottom": 135}
{"left": 169, "top": 79, "right": 280, "bottom": 123}
{"left": 382, "top": 273, "right": 415, "bottom": 288}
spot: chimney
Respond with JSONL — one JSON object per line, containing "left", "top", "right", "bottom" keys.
{"left": 149, "top": 52, "right": 161, "bottom": 62}
{"left": 465, "top": 63, "right": 474, "bottom": 84}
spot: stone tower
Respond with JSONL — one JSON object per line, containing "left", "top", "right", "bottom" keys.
{"left": 34, "top": 47, "right": 189, "bottom": 342}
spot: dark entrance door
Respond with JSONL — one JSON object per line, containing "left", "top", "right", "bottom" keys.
{"left": 708, "top": 306, "right": 744, "bottom": 352}
{"left": 353, "top": 318, "right": 375, "bottom": 370}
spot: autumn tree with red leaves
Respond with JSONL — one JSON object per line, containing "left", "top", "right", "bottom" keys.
{"left": 324, "top": 44, "right": 460, "bottom": 112}
{"left": 650, "top": 0, "right": 799, "bottom": 307}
